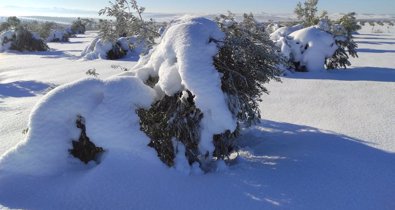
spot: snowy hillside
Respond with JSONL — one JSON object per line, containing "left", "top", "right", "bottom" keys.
{"left": 0, "top": 22, "right": 395, "bottom": 210}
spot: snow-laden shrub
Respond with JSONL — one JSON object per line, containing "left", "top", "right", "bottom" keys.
{"left": 273, "top": 13, "right": 360, "bottom": 72}
{"left": 0, "top": 30, "right": 14, "bottom": 52}
{"left": 274, "top": 26, "right": 337, "bottom": 71}
{"left": 135, "top": 15, "right": 281, "bottom": 170}
{"left": 266, "top": 23, "right": 282, "bottom": 34}
{"left": 81, "top": 36, "right": 146, "bottom": 60}
{"left": 47, "top": 29, "right": 70, "bottom": 42}
{"left": 71, "top": 18, "right": 86, "bottom": 34}
{"left": 0, "top": 27, "right": 49, "bottom": 52}
{"left": 97, "top": 0, "right": 159, "bottom": 53}
{"left": 326, "top": 13, "right": 360, "bottom": 69}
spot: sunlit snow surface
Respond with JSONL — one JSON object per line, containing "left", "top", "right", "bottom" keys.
{"left": 0, "top": 22, "right": 394, "bottom": 209}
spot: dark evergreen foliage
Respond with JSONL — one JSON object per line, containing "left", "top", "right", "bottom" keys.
{"left": 69, "top": 115, "right": 104, "bottom": 164}
{"left": 106, "top": 42, "right": 127, "bottom": 60}
{"left": 326, "top": 12, "right": 360, "bottom": 69}
{"left": 10, "top": 27, "right": 49, "bottom": 52}
{"left": 137, "top": 90, "right": 203, "bottom": 167}
{"left": 71, "top": 18, "right": 86, "bottom": 34}
{"left": 215, "top": 13, "right": 282, "bottom": 125}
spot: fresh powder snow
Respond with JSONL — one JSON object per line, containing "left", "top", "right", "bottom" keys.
{"left": 0, "top": 18, "right": 394, "bottom": 210}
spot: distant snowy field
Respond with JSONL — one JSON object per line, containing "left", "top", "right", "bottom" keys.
{"left": 0, "top": 23, "right": 395, "bottom": 209}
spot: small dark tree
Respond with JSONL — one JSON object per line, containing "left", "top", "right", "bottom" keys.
{"left": 98, "top": 0, "right": 159, "bottom": 48}
{"left": 10, "top": 26, "right": 49, "bottom": 52}
{"left": 294, "top": 0, "right": 320, "bottom": 26}
{"left": 6, "top": 16, "right": 21, "bottom": 29}
{"left": 326, "top": 12, "right": 360, "bottom": 69}
{"left": 71, "top": 18, "right": 86, "bottom": 34}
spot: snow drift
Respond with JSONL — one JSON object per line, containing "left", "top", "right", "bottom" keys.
{"left": 0, "top": 76, "right": 156, "bottom": 176}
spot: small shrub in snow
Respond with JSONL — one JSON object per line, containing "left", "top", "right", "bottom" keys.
{"left": 71, "top": 18, "right": 86, "bottom": 34}
{"left": 81, "top": 0, "right": 159, "bottom": 60}
{"left": 294, "top": 0, "right": 320, "bottom": 26}
{"left": 29, "top": 21, "right": 56, "bottom": 41}
{"left": 274, "top": 3, "right": 360, "bottom": 71}
{"left": 97, "top": 0, "right": 159, "bottom": 53}
{"left": 81, "top": 36, "right": 144, "bottom": 60}
{"left": 1, "top": 27, "right": 49, "bottom": 52}
{"left": 47, "top": 29, "right": 70, "bottom": 42}
{"left": 69, "top": 115, "right": 104, "bottom": 164}
{"left": 272, "top": 25, "right": 338, "bottom": 71}
{"left": 215, "top": 12, "right": 282, "bottom": 125}
{"left": 11, "top": 27, "right": 49, "bottom": 52}
{"left": 86, "top": 68, "right": 100, "bottom": 77}
{"left": 136, "top": 15, "right": 281, "bottom": 171}
{"left": 326, "top": 12, "right": 360, "bottom": 69}
{"left": 6, "top": 16, "right": 21, "bottom": 30}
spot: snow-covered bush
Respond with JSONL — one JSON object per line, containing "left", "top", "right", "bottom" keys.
{"left": 273, "top": 25, "right": 337, "bottom": 71}
{"left": 0, "top": 27, "right": 49, "bottom": 52}
{"left": 97, "top": 0, "right": 159, "bottom": 54}
{"left": 71, "top": 18, "right": 86, "bottom": 34}
{"left": 294, "top": 0, "right": 320, "bottom": 26}
{"left": 81, "top": 36, "right": 146, "bottom": 60}
{"left": 136, "top": 15, "right": 281, "bottom": 170}
{"left": 326, "top": 13, "right": 360, "bottom": 69}
{"left": 81, "top": 0, "right": 158, "bottom": 60}
{"left": 0, "top": 15, "right": 281, "bottom": 175}
{"left": 0, "top": 31, "right": 14, "bottom": 52}
{"left": 25, "top": 21, "right": 56, "bottom": 41}
{"left": 273, "top": 1, "right": 360, "bottom": 71}
{"left": 47, "top": 29, "right": 70, "bottom": 42}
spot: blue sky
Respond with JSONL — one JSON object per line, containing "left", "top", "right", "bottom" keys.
{"left": 0, "top": 0, "right": 394, "bottom": 17}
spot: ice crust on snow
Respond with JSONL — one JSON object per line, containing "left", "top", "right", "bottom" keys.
{"left": 131, "top": 16, "right": 237, "bottom": 153}
{"left": 0, "top": 76, "right": 156, "bottom": 176}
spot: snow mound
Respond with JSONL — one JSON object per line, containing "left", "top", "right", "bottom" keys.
{"left": 270, "top": 24, "right": 304, "bottom": 42}
{"left": 131, "top": 16, "right": 237, "bottom": 153}
{"left": 0, "top": 76, "right": 156, "bottom": 176}
{"left": 274, "top": 26, "right": 338, "bottom": 71}
{"left": 81, "top": 36, "right": 147, "bottom": 60}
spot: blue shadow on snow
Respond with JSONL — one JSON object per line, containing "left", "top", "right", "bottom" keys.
{"left": 0, "top": 80, "right": 53, "bottom": 98}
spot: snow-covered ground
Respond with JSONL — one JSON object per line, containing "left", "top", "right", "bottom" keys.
{"left": 0, "top": 24, "right": 394, "bottom": 209}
